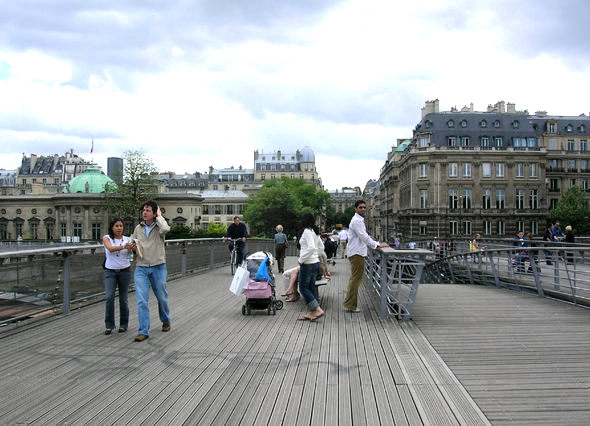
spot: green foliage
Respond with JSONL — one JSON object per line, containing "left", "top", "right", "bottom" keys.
{"left": 328, "top": 205, "right": 355, "bottom": 228}
{"left": 166, "top": 225, "right": 195, "bottom": 240}
{"left": 243, "top": 178, "right": 330, "bottom": 236}
{"left": 206, "top": 223, "right": 227, "bottom": 237}
{"left": 551, "top": 186, "right": 590, "bottom": 234}
{"left": 103, "top": 150, "right": 158, "bottom": 226}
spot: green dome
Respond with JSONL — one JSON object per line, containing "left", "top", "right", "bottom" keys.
{"left": 63, "top": 166, "right": 117, "bottom": 193}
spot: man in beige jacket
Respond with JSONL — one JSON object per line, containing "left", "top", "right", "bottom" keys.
{"left": 132, "top": 200, "right": 171, "bottom": 342}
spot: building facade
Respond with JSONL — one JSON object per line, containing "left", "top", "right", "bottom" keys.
{"left": 253, "top": 147, "right": 322, "bottom": 188}
{"left": 370, "top": 100, "right": 590, "bottom": 240}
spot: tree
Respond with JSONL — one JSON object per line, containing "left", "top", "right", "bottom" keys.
{"left": 551, "top": 186, "right": 590, "bottom": 234}
{"left": 103, "top": 150, "right": 158, "bottom": 227}
{"left": 166, "top": 224, "right": 195, "bottom": 240}
{"left": 206, "top": 223, "right": 227, "bottom": 238}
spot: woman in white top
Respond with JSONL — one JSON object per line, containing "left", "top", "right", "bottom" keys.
{"left": 297, "top": 212, "right": 324, "bottom": 321}
{"left": 103, "top": 218, "right": 135, "bottom": 335}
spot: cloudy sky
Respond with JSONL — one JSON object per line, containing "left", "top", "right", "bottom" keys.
{"left": 0, "top": 0, "right": 589, "bottom": 190}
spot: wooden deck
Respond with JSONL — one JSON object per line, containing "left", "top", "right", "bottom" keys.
{"left": 0, "top": 257, "right": 588, "bottom": 425}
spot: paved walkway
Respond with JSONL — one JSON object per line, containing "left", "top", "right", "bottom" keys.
{"left": 1, "top": 257, "right": 588, "bottom": 425}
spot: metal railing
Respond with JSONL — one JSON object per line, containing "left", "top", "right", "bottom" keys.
{"left": 364, "top": 248, "right": 429, "bottom": 320}
{"left": 422, "top": 246, "right": 590, "bottom": 309}
{"left": 0, "top": 238, "right": 280, "bottom": 326}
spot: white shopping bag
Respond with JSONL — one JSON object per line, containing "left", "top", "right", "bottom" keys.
{"left": 229, "top": 266, "right": 250, "bottom": 296}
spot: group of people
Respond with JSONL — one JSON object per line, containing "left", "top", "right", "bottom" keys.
{"left": 102, "top": 200, "right": 171, "bottom": 342}
{"left": 276, "top": 200, "right": 387, "bottom": 321}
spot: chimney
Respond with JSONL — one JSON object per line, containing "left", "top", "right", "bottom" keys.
{"left": 421, "top": 99, "right": 440, "bottom": 119}
{"left": 277, "top": 150, "right": 281, "bottom": 159}
{"left": 497, "top": 101, "right": 506, "bottom": 113}
{"left": 507, "top": 102, "right": 516, "bottom": 113}
{"left": 254, "top": 150, "right": 259, "bottom": 161}
{"left": 209, "top": 165, "right": 214, "bottom": 174}
{"left": 30, "top": 154, "right": 37, "bottom": 173}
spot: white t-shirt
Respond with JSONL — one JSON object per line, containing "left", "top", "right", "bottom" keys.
{"left": 104, "top": 235, "right": 132, "bottom": 270}
{"left": 339, "top": 230, "right": 348, "bottom": 241}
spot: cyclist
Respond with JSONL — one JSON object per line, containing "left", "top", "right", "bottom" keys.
{"left": 224, "top": 216, "right": 248, "bottom": 266}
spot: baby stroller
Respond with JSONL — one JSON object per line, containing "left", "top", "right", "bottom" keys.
{"left": 242, "top": 251, "right": 284, "bottom": 315}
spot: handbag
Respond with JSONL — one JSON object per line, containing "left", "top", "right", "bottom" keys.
{"left": 229, "top": 266, "right": 250, "bottom": 296}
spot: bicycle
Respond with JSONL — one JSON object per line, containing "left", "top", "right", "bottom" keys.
{"left": 227, "top": 238, "right": 242, "bottom": 275}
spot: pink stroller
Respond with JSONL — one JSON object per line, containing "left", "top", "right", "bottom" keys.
{"left": 242, "top": 251, "right": 283, "bottom": 315}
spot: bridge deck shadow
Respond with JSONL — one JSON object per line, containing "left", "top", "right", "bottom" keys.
{"left": 0, "top": 256, "right": 588, "bottom": 424}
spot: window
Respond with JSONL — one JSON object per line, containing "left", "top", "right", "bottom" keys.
{"left": 581, "top": 140, "right": 588, "bottom": 151}
{"left": 419, "top": 190, "right": 428, "bottom": 209}
{"left": 46, "top": 223, "right": 53, "bottom": 240}
{"left": 493, "top": 120, "right": 500, "bottom": 128}
{"left": 419, "top": 163, "right": 427, "bottom": 177}
{"left": 517, "top": 221, "right": 525, "bottom": 232}
{"left": 92, "top": 223, "right": 101, "bottom": 240}
{"left": 531, "top": 221, "right": 538, "bottom": 235}
{"left": 549, "top": 123, "right": 556, "bottom": 133}
{"left": 449, "top": 189, "right": 458, "bottom": 209}
{"left": 482, "top": 163, "right": 491, "bottom": 177}
{"left": 484, "top": 220, "right": 492, "bottom": 235}
{"left": 73, "top": 223, "right": 82, "bottom": 238}
{"left": 447, "top": 120, "right": 454, "bottom": 128}
{"left": 420, "top": 224, "right": 427, "bottom": 235}
{"left": 271, "top": 174, "right": 276, "bottom": 179}
{"left": 549, "top": 178, "right": 559, "bottom": 191}
{"left": 261, "top": 174, "right": 265, "bottom": 181}
{"left": 529, "top": 163, "right": 538, "bottom": 177}
{"left": 512, "top": 120, "right": 519, "bottom": 129}
{"left": 0, "top": 223, "right": 6, "bottom": 239}
{"left": 30, "top": 222, "right": 38, "bottom": 239}
{"left": 482, "top": 189, "right": 491, "bottom": 209}
{"left": 214, "top": 205, "right": 222, "bottom": 214}
{"left": 570, "top": 178, "right": 576, "bottom": 188}
{"left": 463, "top": 221, "right": 472, "bottom": 235}
{"left": 202, "top": 205, "right": 209, "bottom": 214}
{"left": 496, "top": 163, "right": 505, "bottom": 177}
{"left": 16, "top": 222, "right": 23, "bottom": 237}
{"left": 461, "top": 137, "right": 470, "bottom": 147}
{"left": 481, "top": 136, "right": 489, "bottom": 147}
{"left": 516, "top": 163, "right": 525, "bottom": 177}
{"left": 568, "top": 159, "right": 577, "bottom": 171}
{"left": 61, "top": 223, "right": 67, "bottom": 237}
{"left": 497, "top": 220, "right": 505, "bottom": 235}
{"left": 462, "top": 189, "right": 472, "bottom": 209}
{"left": 566, "top": 124, "right": 573, "bottom": 133}
{"left": 567, "top": 140, "right": 576, "bottom": 151}
{"left": 299, "top": 174, "right": 304, "bottom": 179}
{"left": 419, "top": 136, "right": 429, "bottom": 147}
{"left": 529, "top": 189, "right": 538, "bottom": 209}
{"left": 449, "top": 163, "right": 458, "bottom": 177}
{"left": 495, "top": 137, "right": 503, "bottom": 147}
{"left": 448, "top": 136, "right": 456, "bottom": 147}
{"left": 463, "top": 163, "right": 471, "bottom": 177}
{"left": 516, "top": 189, "right": 525, "bottom": 209}
{"left": 480, "top": 120, "right": 487, "bottom": 128}
{"left": 449, "top": 221, "right": 458, "bottom": 235}
{"left": 460, "top": 120, "right": 467, "bottom": 128}
{"left": 550, "top": 199, "right": 559, "bottom": 209}
{"left": 549, "top": 159, "right": 559, "bottom": 170}
{"left": 496, "top": 189, "right": 505, "bottom": 209}
{"left": 527, "top": 137, "right": 538, "bottom": 147}
{"left": 290, "top": 174, "right": 295, "bottom": 179}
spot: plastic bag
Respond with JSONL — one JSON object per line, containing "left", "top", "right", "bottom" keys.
{"left": 229, "top": 266, "right": 250, "bottom": 296}
{"left": 254, "top": 256, "right": 271, "bottom": 282}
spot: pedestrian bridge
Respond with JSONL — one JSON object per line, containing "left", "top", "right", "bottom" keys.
{"left": 1, "top": 244, "right": 589, "bottom": 424}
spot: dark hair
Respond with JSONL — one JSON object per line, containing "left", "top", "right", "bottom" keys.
{"left": 107, "top": 218, "right": 124, "bottom": 239}
{"left": 355, "top": 199, "right": 366, "bottom": 208}
{"left": 301, "top": 212, "right": 319, "bottom": 234}
{"left": 141, "top": 200, "right": 158, "bottom": 214}
{"left": 233, "top": 216, "right": 240, "bottom": 220}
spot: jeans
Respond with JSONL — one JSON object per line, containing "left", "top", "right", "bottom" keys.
{"left": 134, "top": 264, "right": 170, "bottom": 336}
{"left": 299, "top": 262, "right": 320, "bottom": 311}
{"left": 104, "top": 268, "right": 130, "bottom": 330}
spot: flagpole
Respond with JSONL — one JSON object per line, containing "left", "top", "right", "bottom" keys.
{"left": 91, "top": 139, "right": 94, "bottom": 164}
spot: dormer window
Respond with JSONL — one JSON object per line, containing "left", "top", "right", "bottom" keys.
{"left": 480, "top": 120, "right": 487, "bottom": 128}
{"left": 460, "top": 120, "right": 468, "bottom": 128}
{"left": 512, "top": 120, "right": 519, "bottom": 129}
{"left": 566, "top": 124, "right": 573, "bottom": 133}
{"left": 424, "top": 120, "right": 432, "bottom": 129}
{"left": 579, "top": 124, "right": 586, "bottom": 133}
{"left": 447, "top": 120, "right": 455, "bottom": 128}
{"left": 493, "top": 120, "right": 500, "bottom": 128}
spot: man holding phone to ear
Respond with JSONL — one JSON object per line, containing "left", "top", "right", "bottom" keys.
{"left": 132, "top": 200, "right": 171, "bottom": 342}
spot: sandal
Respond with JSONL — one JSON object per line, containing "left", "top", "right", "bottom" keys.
{"left": 286, "top": 294, "right": 300, "bottom": 302}
{"left": 297, "top": 314, "right": 313, "bottom": 321}
{"left": 309, "top": 312, "right": 325, "bottom": 322}
{"left": 281, "top": 291, "right": 293, "bottom": 297}
{"left": 104, "top": 329, "right": 112, "bottom": 335}
{"left": 118, "top": 327, "right": 127, "bottom": 333}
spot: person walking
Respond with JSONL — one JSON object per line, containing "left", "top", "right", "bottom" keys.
{"left": 339, "top": 228, "right": 348, "bottom": 258}
{"left": 543, "top": 223, "right": 553, "bottom": 265}
{"left": 297, "top": 212, "right": 324, "bottom": 321}
{"left": 274, "top": 224, "right": 288, "bottom": 273}
{"left": 132, "top": 200, "right": 171, "bottom": 342}
{"left": 565, "top": 225, "right": 575, "bottom": 264}
{"left": 102, "top": 218, "right": 134, "bottom": 335}
{"left": 343, "top": 200, "right": 389, "bottom": 313}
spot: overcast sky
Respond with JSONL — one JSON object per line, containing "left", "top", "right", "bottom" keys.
{"left": 1, "top": 0, "right": 589, "bottom": 190}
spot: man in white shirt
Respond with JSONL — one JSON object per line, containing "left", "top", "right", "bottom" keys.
{"left": 339, "top": 228, "right": 348, "bottom": 258}
{"left": 343, "top": 200, "right": 389, "bottom": 312}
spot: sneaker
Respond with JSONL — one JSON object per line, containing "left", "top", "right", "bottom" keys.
{"left": 162, "top": 323, "right": 171, "bottom": 332}
{"left": 344, "top": 307, "right": 361, "bottom": 313}
{"left": 134, "top": 334, "right": 149, "bottom": 342}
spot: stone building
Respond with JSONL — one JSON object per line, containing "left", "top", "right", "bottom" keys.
{"left": 253, "top": 146, "right": 322, "bottom": 188}
{"left": 369, "top": 100, "right": 590, "bottom": 240}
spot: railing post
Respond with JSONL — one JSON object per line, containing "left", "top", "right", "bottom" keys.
{"left": 181, "top": 241, "right": 187, "bottom": 277}
{"left": 379, "top": 251, "right": 389, "bottom": 319}
{"left": 62, "top": 251, "right": 71, "bottom": 315}
{"left": 487, "top": 252, "right": 501, "bottom": 288}
{"left": 209, "top": 240, "right": 215, "bottom": 270}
